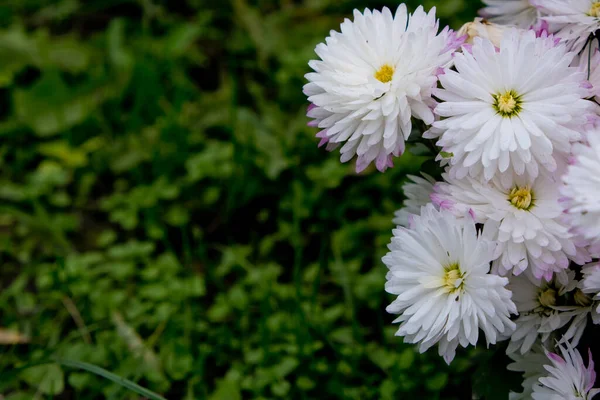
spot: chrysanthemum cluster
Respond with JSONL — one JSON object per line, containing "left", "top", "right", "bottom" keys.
{"left": 305, "top": 0, "right": 600, "bottom": 396}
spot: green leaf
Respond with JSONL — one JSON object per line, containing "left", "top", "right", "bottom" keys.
{"left": 107, "top": 18, "right": 133, "bottom": 70}
{"left": 13, "top": 70, "right": 118, "bottom": 136}
{"left": 38, "top": 140, "right": 88, "bottom": 168}
{"left": 185, "top": 141, "right": 234, "bottom": 182}
{"left": 273, "top": 357, "right": 299, "bottom": 378}
{"left": 209, "top": 378, "right": 242, "bottom": 400}
{"left": 55, "top": 359, "right": 167, "bottom": 400}
{"left": 472, "top": 348, "right": 522, "bottom": 400}
{"left": 426, "top": 372, "right": 448, "bottom": 392}
{"left": 397, "top": 348, "right": 415, "bottom": 370}
{"left": 20, "top": 364, "right": 64, "bottom": 395}
{"left": 380, "top": 379, "right": 397, "bottom": 400}
{"left": 165, "top": 24, "right": 201, "bottom": 57}
{"left": 5, "top": 392, "right": 36, "bottom": 400}
{"left": 0, "top": 27, "right": 92, "bottom": 86}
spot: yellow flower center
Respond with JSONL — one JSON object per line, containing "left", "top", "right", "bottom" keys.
{"left": 375, "top": 64, "right": 395, "bottom": 83}
{"left": 508, "top": 186, "right": 533, "bottom": 210}
{"left": 493, "top": 90, "right": 522, "bottom": 117}
{"left": 538, "top": 288, "right": 557, "bottom": 308}
{"left": 589, "top": 2, "right": 600, "bottom": 18}
{"left": 443, "top": 263, "right": 464, "bottom": 293}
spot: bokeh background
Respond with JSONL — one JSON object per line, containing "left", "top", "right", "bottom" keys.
{"left": 0, "top": 0, "right": 512, "bottom": 399}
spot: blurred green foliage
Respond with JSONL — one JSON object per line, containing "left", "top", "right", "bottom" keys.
{"left": 0, "top": 0, "right": 488, "bottom": 398}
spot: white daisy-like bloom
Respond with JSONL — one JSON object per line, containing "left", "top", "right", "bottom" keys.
{"left": 432, "top": 172, "right": 588, "bottom": 280}
{"left": 304, "top": 5, "right": 462, "bottom": 173}
{"left": 383, "top": 204, "right": 516, "bottom": 364}
{"left": 508, "top": 271, "right": 590, "bottom": 355}
{"left": 426, "top": 29, "right": 593, "bottom": 181}
{"left": 561, "top": 129, "right": 600, "bottom": 255}
{"left": 533, "top": 0, "right": 600, "bottom": 54}
{"left": 581, "top": 263, "right": 600, "bottom": 321}
{"left": 532, "top": 342, "right": 600, "bottom": 399}
{"left": 392, "top": 173, "right": 436, "bottom": 227}
{"left": 480, "top": 0, "right": 540, "bottom": 28}
{"left": 509, "top": 344, "right": 550, "bottom": 400}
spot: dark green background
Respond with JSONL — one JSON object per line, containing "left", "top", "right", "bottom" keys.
{"left": 0, "top": 0, "right": 505, "bottom": 399}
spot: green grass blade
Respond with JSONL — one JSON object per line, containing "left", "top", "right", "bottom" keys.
{"left": 54, "top": 358, "right": 167, "bottom": 400}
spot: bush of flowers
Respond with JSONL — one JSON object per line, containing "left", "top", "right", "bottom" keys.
{"left": 305, "top": 0, "right": 600, "bottom": 398}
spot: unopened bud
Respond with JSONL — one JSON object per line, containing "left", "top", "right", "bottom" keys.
{"left": 538, "top": 288, "right": 557, "bottom": 308}
{"left": 458, "top": 18, "right": 506, "bottom": 48}
{"left": 574, "top": 289, "right": 593, "bottom": 307}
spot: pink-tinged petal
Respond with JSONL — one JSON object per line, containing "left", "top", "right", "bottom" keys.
{"left": 461, "top": 44, "right": 473, "bottom": 54}
{"left": 581, "top": 81, "right": 593, "bottom": 89}
{"left": 468, "top": 208, "right": 476, "bottom": 220}
{"left": 439, "top": 200, "right": 454, "bottom": 210}
{"left": 479, "top": 9, "right": 491, "bottom": 18}
{"left": 586, "top": 349, "right": 597, "bottom": 392}
{"left": 548, "top": 352, "right": 566, "bottom": 365}
{"left": 430, "top": 193, "right": 443, "bottom": 207}
{"left": 407, "top": 214, "right": 415, "bottom": 229}
{"left": 386, "top": 154, "right": 394, "bottom": 168}
{"left": 530, "top": 19, "right": 561, "bottom": 47}
{"left": 587, "top": 114, "right": 600, "bottom": 124}
{"left": 307, "top": 120, "right": 319, "bottom": 127}
{"left": 376, "top": 153, "right": 388, "bottom": 172}
{"left": 324, "top": 142, "right": 338, "bottom": 152}
{"left": 568, "top": 226, "right": 584, "bottom": 235}
{"left": 318, "top": 137, "right": 329, "bottom": 148}
{"left": 315, "top": 129, "right": 328, "bottom": 139}
{"left": 441, "top": 27, "right": 466, "bottom": 54}
{"left": 540, "top": 269, "right": 553, "bottom": 282}
{"left": 533, "top": 20, "right": 549, "bottom": 37}
{"left": 355, "top": 156, "right": 370, "bottom": 173}
{"left": 529, "top": 0, "right": 542, "bottom": 8}
{"left": 393, "top": 140, "right": 405, "bottom": 157}
{"left": 431, "top": 193, "right": 454, "bottom": 210}
{"left": 307, "top": 103, "right": 316, "bottom": 113}
{"left": 530, "top": 20, "right": 560, "bottom": 47}
{"left": 435, "top": 67, "right": 445, "bottom": 77}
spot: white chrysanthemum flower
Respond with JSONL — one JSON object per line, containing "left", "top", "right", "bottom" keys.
{"left": 509, "top": 344, "right": 550, "bottom": 400}
{"left": 433, "top": 172, "right": 588, "bottom": 280}
{"left": 581, "top": 263, "right": 600, "bottom": 321}
{"left": 508, "top": 271, "right": 590, "bottom": 355}
{"left": 426, "top": 29, "right": 593, "bottom": 181}
{"left": 532, "top": 342, "right": 600, "bottom": 399}
{"left": 304, "top": 5, "right": 461, "bottom": 173}
{"left": 480, "top": 0, "right": 540, "bottom": 28}
{"left": 561, "top": 129, "right": 600, "bottom": 254}
{"left": 533, "top": 0, "right": 600, "bottom": 53}
{"left": 392, "top": 173, "right": 436, "bottom": 227}
{"left": 383, "top": 204, "right": 516, "bottom": 364}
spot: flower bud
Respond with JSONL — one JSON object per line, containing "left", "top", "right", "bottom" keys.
{"left": 458, "top": 18, "right": 506, "bottom": 47}
{"left": 538, "top": 288, "right": 557, "bottom": 308}
{"left": 574, "top": 289, "right": 592, "bottom": 307}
